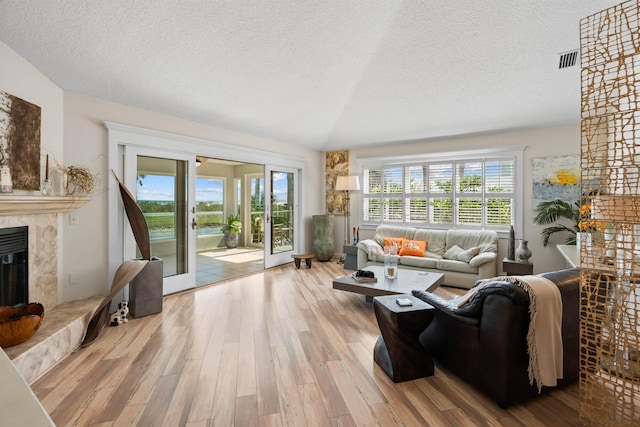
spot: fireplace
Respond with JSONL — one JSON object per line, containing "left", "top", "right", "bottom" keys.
{"left": 0, "top": 226, "right": 28, "bottom": 307}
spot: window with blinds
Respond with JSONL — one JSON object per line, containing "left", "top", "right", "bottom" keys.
{"left": 362, "top": 156, "right": 516, "bottom": 231}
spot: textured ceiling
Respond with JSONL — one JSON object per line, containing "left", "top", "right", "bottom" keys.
{"left": 0, "top": 1, "right": 622, "bottom": 151}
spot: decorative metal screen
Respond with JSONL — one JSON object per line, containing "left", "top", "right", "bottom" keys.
{"left": 580, "top": 1, "right": 640, "bottom": 425}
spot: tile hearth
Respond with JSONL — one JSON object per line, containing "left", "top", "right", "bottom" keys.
{"left": 4, "top": 296, "right": 102, "bottom": 384}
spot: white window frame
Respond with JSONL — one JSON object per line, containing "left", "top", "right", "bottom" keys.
{"left": 358, "top": 146, "right": 525, "bottom": 236}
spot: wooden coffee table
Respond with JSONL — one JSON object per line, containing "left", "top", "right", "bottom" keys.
{"left": 332, "top": 266, "right": 444, "bottom": 302}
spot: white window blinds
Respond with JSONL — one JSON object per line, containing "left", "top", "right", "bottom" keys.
{"left": 362, "top": 156, "right": 516, "bottom": 230}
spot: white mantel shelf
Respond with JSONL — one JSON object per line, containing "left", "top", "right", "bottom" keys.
{"left": 0, "top": 195, "right": 90, "bottom": 215}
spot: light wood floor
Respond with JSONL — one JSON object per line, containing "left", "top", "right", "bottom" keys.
{"left": 31, "top": 260, "right": 581, "bottom": 426}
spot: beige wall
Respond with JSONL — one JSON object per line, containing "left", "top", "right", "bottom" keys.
{"left": 0, "top": 41, "right": 67, "bottom": 303}
{"left": 347, "top": 126, "right": 580, "bottom": 274}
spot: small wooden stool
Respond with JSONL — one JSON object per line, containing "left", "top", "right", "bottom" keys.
{"left": 291, "top": 254, "right": 314, "bottom": 269}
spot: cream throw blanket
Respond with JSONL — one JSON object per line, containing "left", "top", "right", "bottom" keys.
{"left": 456, "top": 275, "right": 563, "bottom": 392}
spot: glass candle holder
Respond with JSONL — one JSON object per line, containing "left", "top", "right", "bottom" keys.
{"left": 384, "top": 245, "right": 398, "bottom": 279}
{"left": 41, "top": 178, "right": 52, "bottom": 196}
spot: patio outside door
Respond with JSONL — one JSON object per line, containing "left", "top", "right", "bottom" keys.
{"left": 124, "top": 147, "right": 196, "bottom": 295}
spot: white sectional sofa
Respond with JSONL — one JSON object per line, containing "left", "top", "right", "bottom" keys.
{"left": 356, "top": 225, "right": 498, "bottom": 289}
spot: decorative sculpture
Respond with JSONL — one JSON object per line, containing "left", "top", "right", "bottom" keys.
{"left": 508, "top": 225, "right": 516, "bottom": 260}
{"left": 80, "top": 171, "right": 154, "bottom": 347}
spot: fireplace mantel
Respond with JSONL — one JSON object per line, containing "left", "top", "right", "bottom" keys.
{"left": 0, "top": 195, "right": 90, "bottom": 215}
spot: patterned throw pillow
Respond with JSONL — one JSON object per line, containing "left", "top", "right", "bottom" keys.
{"left": 398, "top": 240, "right": 427, "bottom": 257}
{"left": 382, "top": 236, "right": 406, "bottom": 248}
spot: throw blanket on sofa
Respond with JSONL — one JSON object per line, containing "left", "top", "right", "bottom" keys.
{"left": 460, "top": 275, "right": 563, "bottom": 392}
{"left": 358, "top": 239, "right": 385, "bottom": 262}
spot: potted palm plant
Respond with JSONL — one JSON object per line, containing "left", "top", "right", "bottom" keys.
{"left": 533, "top": 199, "right": 579, "bottom": 247}
{"left": 222, "top": 214, "right": 242, "bottom": 248}
{"left": 533, "top": 197, "right": 607, "bottom": 247}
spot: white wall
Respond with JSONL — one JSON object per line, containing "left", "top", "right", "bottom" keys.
{"left": 348, "top": 126, "right": 580, "bottom": 274}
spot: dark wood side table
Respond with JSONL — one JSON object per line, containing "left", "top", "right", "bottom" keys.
{"left": 373, "top": 294, "right": 435, "bottom": 382}
{"left": 343, "top": 244, "right": 358, "bottom": 270}
{"left": 502, "top": 258, "right": 534, "bottom": 276}
{"left": 291, "top": 254, "right": 314, "bottom": 269}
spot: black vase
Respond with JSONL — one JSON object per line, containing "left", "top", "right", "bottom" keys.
{"left": 508, "top": 225, "right": 516, "bottom": 261}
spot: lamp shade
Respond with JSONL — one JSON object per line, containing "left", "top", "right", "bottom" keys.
{"left": 335, "top": 175, "right": 360, "bottom": 192}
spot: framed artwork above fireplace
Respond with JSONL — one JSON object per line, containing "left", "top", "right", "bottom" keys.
{"left": 0, "top": 89, "right": 41, "bottom": 191}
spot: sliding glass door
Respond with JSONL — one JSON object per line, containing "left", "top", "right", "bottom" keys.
{"left": 124, "top": 147, "right": 196, "bottom": 295}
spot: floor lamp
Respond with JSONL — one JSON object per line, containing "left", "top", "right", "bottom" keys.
{"left": 335, "top": 175, "right": 360, "bottom": 258}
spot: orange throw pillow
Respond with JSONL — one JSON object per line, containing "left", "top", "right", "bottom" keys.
{"left": 399, "top": 240, "right": 427, "bottom": 257}
{"left": 382, "top": 237, "right": 406, "bottom": 248}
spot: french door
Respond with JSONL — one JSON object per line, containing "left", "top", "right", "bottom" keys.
{"left": 108, "top": 122, "right": 306, "bottom": 289}
{"left": 123, "top": 146, "right": 196, "bottom": 295}
{"left": 264, "top": 166, "right": 299, "bottom": 268}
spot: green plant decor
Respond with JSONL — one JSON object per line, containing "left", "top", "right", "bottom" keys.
{"left": 534, "top": 197, "right": 608, "bottom": 247}
{"left": 222, "top": 214, "right": 242, "bottom": 236}
{"left": 533, "top": 199, "right": 580, "bottom": 247}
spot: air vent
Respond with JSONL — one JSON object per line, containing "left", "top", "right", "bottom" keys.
{"left": 558, "top": 50, "right": 578, "bottom": 69}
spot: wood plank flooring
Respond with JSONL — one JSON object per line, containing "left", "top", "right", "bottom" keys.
{"left": 31, "top": 261, "right": 581, "bottom": 426}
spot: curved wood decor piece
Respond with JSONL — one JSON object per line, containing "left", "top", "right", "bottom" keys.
{"left": 80, "top": 172, "right": 156, "bottom": 347}
{"left": 111, "top": 170, "right": 151, "bottom": 261}
{"left": 80, "top": 259, "right": 149, "bottom": 348}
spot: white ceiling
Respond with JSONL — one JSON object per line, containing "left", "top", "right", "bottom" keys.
{"left": 0, "top": 1, "right": 622, "bottom": 151}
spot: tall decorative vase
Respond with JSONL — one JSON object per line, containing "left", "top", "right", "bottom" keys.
{"left": 313, "top": 214, "right": 334, "bottom": 262}
{"left": 507, "top": 225, "right": 516, "bottom": 260}
{"left": 516, "top": 239, "right": 532, "bottom": 263}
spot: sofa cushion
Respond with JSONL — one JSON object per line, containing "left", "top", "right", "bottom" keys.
{"left": 443, "top": 244, "right": 464, "bottom": 260}
{"left": 456, "top": 246, "right": 480, "bottom": 263}
{"left": 424, "top": 250, "right": 443, "bottom": 260}
{"left": 376, "top": 225, "right": 416, "bottom": 241}
{"left": 436, "top": 259, "right": 478, "bottom": 274}
{"left": 445, "top": 229, "right": 498, "bottom": 254}
{"left": 443, "top": 244, "right": 481, "bottom": 263}
{"left": 400, "top": 255, "right": 438, "bottom": 269}
{"left": 413, "top": 229, "right": 447, "bottom": 256}
{"left": 399, "top": 239, "right": 427, "bottom": 257}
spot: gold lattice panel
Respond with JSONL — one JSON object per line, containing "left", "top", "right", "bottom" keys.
{"left": 580, "top": 1, "right": 640, "bottom": 425}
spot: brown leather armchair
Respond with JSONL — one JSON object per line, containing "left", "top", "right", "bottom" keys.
{"left": 412, "top": 268, "right": 580, "bottom": 408}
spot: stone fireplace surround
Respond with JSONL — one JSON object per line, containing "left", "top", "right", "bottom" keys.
{"left": 0, "top": 213, "right": 58, "bottom": 310}
{"left": 0, "top": 196, "right": 101, "bottom": 384}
